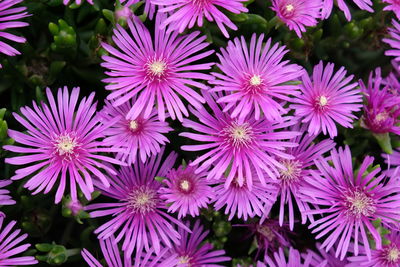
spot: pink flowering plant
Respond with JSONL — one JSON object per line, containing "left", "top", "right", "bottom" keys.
{"left": 0, "top": 0, "right": 399, "bottom": 266}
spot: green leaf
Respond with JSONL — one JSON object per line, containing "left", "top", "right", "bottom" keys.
{"left": 373, "top": 133, "right": 393, "bottom": 154}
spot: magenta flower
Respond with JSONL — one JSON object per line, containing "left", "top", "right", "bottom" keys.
{"left": 4, "top": 87, "right": 123, "bottom": 203}
{"left": 100, "top": 100, "right": 172, "bottom": 164}
{"left": 321, "top": 0, "right": 373, "bottom": 21}
{"left": 347, "top": 231, "right": 400, "bottom": 266}
{"left": 383, "top": 20, "right": 400, "bottom": 61}
{"left": 63, "top": 0, "right": 93, "bottom": 5}
{"left": 360, "top": 68, "right": 400, "bottom": 135}
{"left": 121, "top": 0, "right": 156, "bottom": 19}
{"left": 271, "top": 0, "right": 323, "bottom": 37}
{"left": 159, "top": 163, "right": 214, "bottom": 219}
{"left": 213, "top": 173, "right": 278, "bottom": 220}
{"left": 180, "top": 91, "right": 300, "bottom": 188}
{"left": 264, "top": 247, "right": 327, "bottom": 267}
{"left": 210, "top": 34, "right": 304, "bottom": 122}
{"left": 291, "top": 61, "right": 362, "bottom": 138}
{"left": 85, "top": 148, "right": 188, "bottom": 258}
{"left": 383, "top": 0, "right": 400, "bottom": 19}
{"left": 101, "top": 14, "right": 214, "bottom": 122}
{"left": 0, "top": 216, "right": 37, "bottom": 266}
{"left": 162, "top": 220, "right": 231, "bottom": 266}
{"left": 300, "top": 146, "right": 400, "bottom": 260}
{"left": 0, "top": 0, "right": 29, "bottom": 67}
{"left": 152, "top": 0, "right": 248, "bottom": 38}
{"left": 0, "top": 180, "right": 15, "bottom": 206}
{"left": 273, "top": 129, "right": 335, "bottom": 230}
{"left": 82, "top": 236, "right": 178, "bottom": 267}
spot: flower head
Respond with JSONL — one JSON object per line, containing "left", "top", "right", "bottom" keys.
{"left": 4, "top": 87, "right": 123, "bottom": 203}
{"left": 300, "top": 146, "right": 400, "bottom": 260}
{"left": 163, "top": 220, "right": 231, "bottom": 266}
{"left": 360, "top": 68, "right": 400, "bottom": 135}
{"left": 86, "top": 148, "right": 188, "bottom": 259}
{"left": 271, "top": 0, "right": 323, "bottom": 37}
{"left": 159, "top": 163, "right": 214, "bottom": 218}
{"left": 213, "top": 172, "right": 278, "bottom": 221}
{"left": 152, "top": 0, "right": 248, "bottom": 38}
{"left": 274, "top": 129, "right": 335, "bottom": 230}
{"left": 180, "top": 91, "right": 300, "bottom": 188}
{"left": 321, "top": 0, "right": 373, "bottom": 21}
{"left": 347, "top": 231, "right": 400, "bottom": 266}
{"left": 0, "top": 0, "right": 29, "bottom": 67}
{"left": 100, "top": 100, "right": 172, "bottom": 164}
{"left": 291, "top": 61, "right": 362, "bottom": 138}
{"left": 0, "top": 216, "right": 37, "bottom": 266}
{"left": 101, "top": 14, "right": 214, "bottom": 122}
{"left": 210, "top": 34, "right": 304, "bottom": 121}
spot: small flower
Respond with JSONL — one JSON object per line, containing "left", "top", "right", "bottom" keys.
{"left": 82, "top": 236, "right": 179, "bottom": 267}
{"left": 213, "top": 173, "right": 278, "bottom": 221}
{"left": 121, "top": 0, "right": 156, "bottom": 19}
{"left": 384, "top": 19, "right": 400, "bottom": 61}
{"left": 100, "top": 100, "right": 172, "bottom": 164}
{"left": 360, "top": 68, "right": 400, "bottom": 135}
{"left": 101, "top": 14, "right": 214, "bottom": 122}
{"left": 271, "top": 0, "right": 323, "bottom": 37}
{"left": 163, "top": 220, "right": 231, "bottom": 266}
{"left": 159, "top": 163, "right": 214, "bottom": 219}
{"left": 4, "top": 87, "right": 123, "bottom": 203}
{"left": 321, "top": 0, "right": 373, "bottom": 21}
{"left": 300, "top": 146, "right": 400, "bottom": 260}
{"left": 274, "top": 129, "right": 335, "bottom": 230}
{"left": 383, "top": 1, "right": 400, "bottom": 21}
{"left": 0, "top": 216, "right": 38, "bottom": 266}
{"left": 0, "top": 0, "right": 29, "bottom": 67}
{"left": 152, "top": 0, "right": 248, "bottom": 38}
{"left": 85, "top": 148, "right": 188, "bottom": 259}
{"left": 180, "top": 91, "right": 300, "bottom": 188}
{"left": 263, "top": 247, "right": 327, "bottom": 267}
{"left": 210, "top": 34, "right": 304, "bottom": 121}
{"left": 347, "top": 231, "right": 400, "bottom": 266}
{"left": 291, "top": 61, "right": 362, "bottom": 138}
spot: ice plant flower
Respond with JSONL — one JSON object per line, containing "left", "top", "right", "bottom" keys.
{"left": 82, "top": 236, "right": 178, "bottom": 267}
{"left": 180, "top": 91, "right": 300, "bottom": 188}
{"left": 271, "top": 0, "right": 324, "bottom": 37}
{"left": 0, "top": 0, "right": 29, "bottom": 68}
{"left": 159, "top": 163, "right": 214, "bottom": 219}
{"left": 384, "top": 20, "right": 400, "bottom": 61}
{"left": 347, "top": 231, "right": 400, "bottom": 266}
{"left": 213, "top": 174, "right": 278, "bottom": 220}
{"left": 291, "top": 61, "right": 362, "bottom": 138}
{"left": 210, "top": 34, "right": 304, "bottom": 121}
{"left": 101, "top": 14, "right": 214, "bottom": 122}
{"left": 383, "top": 0, "right": 400, "bottom": 20}
{"left": 360, "top": 68, "right": 400, "bottom": 135}
{"left": 0, "top": 216, "right": 38, "bottom": 266}
{"left": 300, "top": 146, "right": 400, "bottom": 260}
{"left": 121, "top": 0, "right": 156, "bottom": 19}
{"left": 152, "top": 0, "right": 248, "bottom": 38}
{"left": 4, "top": 87, "right": 123, "bottom": 203}
{"left": 0, "top": 180, "right": 15, "bottom": 207}
{"left": 162, "top": 220, "right": 231, "bottom": 266}
{"left": 263, "top": 247, "right": 327, "bottom": 267}
{"left": 100, "top": 100, "right": 172, "bottom": 164}
{"left": 86, "top": 148, "right": 188, "bottom": 259}
{"left": 273, "top": 129, "right": 335, "bottom": 230}
{"left": 321, "top": 0, "right": 373, "bottom": 21}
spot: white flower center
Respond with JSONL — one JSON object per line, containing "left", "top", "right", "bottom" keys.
{"left": 180, "top": 180, "right": 191, "bottom": 192}
{"left": 129, "top": 120, "right": 139, "bottom": 131}
{"left": 127, "top": 186, "right": 157, "bottom": 214}
{"left": 318, "top": 95, "right": 328, "bottom": 106}
{"left": 178, "top": 255, "right": 191, "bottom": 264}
{"left": 249, "top": 75, "right": 262, "bottom": 86}
{"left": 148, "top": 60, "right": 166, "bottom": 77}
{"left": 279, "top": 159, "right": 302, "bottom": 182}
{"left": 387, "top": 247, "right": 400, "bottom": 263}
{"left": 344, "top": 190, "right": 376, "bottom": 218}
{"left": 285, "top": 4, "right": 294, "bottom": 12}
{"left": 375, "top": 111, "right": 389, "bottom": 122}
{"left": 55, "top": 134, "right": 78, "bottom": 158}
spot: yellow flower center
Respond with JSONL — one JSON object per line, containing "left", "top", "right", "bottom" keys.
{"left": 249, "top": 75, "right": 262, "bottom": 86}
{"left": 149, "top": 60, "right": 166, "bottom": 77}
{"left": 178, "top": 255, "right": 191, "bottom": 264}
{"left": 319, "top": 95, "right": 328, "bottom": 106}
{"left": 127, "top": 186, "right": 157, "bottom": 214}
{"left": 375, "top": 111, "right": 389, "bottom": 122}
{"left": 345, "top": 191, "right": 376, "bottom": 218}
{"left": 180, "top": 180, "right": 191, "bottom": 192}
{"left": 387, "top": 247, "right": 400, "bottom": 262}
{"left": 279, "top": 159, "right": 302, "bottom": 182}
{"left": 129, "top": 120, "right": 138, "bottom": 131}
{"left": 55, "top": 134, "right": 77, "bottom": 156}
{"left": 285, "top": 4, "right": 294, "bottom": 12}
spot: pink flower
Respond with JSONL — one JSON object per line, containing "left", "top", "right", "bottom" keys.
{"left": 291, "top": 61, "right": 362, "bottom": 138}
{"left": 210, "top": 34, "right": 304, "bottom": 122}
{"left": 101, "top": 14, "right": 214, "bottom": 122}
{"left": 271, "top": 0, "right": 323, "bottom": 37}
{"left": 4, "top": 87, "right": 124, "bottom": 203}
{"left": 152, "top": 0, "right": 248, "bottom": 38}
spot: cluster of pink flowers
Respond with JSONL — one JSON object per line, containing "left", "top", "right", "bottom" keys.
{"left": 2, "top": 0, "right": 400, "bottom": 266}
